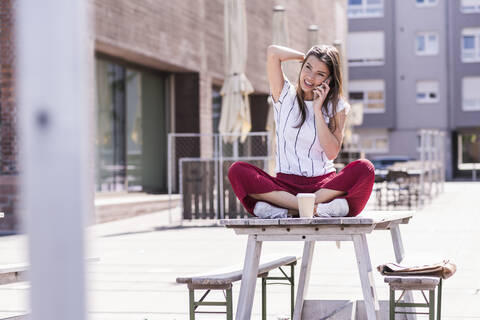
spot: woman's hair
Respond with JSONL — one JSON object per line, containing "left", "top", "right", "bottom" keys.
{"left": 295, "top": 45, "right": 344, "bottom": 133}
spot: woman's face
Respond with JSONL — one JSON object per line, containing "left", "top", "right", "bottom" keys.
{"left": 299, "top": 55, "right": 330, "bottom": 99}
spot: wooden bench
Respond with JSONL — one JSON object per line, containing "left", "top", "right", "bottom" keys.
{"left": 0, "top": 258, "right": 100, "bottom": 320}
{"left": 385, "top": 276, "right": 443, "bottom": 320}
{"left": 0, "top": 263, "right": 28, "bottom": 286}
{"left": 176, "top": 255, "right": 299, "bottom": 320}
{"left": 0, "top": 263, "right": 28, "bottom": 320}
{"left": 0, "top": 257, "right": 100, "bottom": 286}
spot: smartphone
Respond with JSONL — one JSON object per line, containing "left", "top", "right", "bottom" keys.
{"left": 323, "top": 76, "right": 332, "bottom": 86}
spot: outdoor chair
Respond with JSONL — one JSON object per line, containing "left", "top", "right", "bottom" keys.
{"left": 385, "top": 170, "right": 414, "bottom": 209}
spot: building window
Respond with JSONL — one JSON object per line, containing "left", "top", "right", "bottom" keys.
{"left": 416, "top": 0, "right": 437, "bottom": 7}
{"left": 461, "top": 28, "right": 480, "bottom": 62}
{"left": 349, "top": 80, "right": 385, "bottom": 113}
{"left": 212, "top": 86, "right": 222, "bottom": 134}
{"left": 462, "top": 77, "right": 480, "bottom": 111}
{"left": 457, "top": 132, "right": 480, "bottom": 170}
{"left": 415, "top": 32, "right": 439, "bottom": 55}
{"left": 357, "top": 129, "right": 389, "bottom": 154}
{"left": 347, "top": 0, "right": 383, "bottom": 18}
{"left": 95, "top": 57, "right": 169, "bottom": 193}
{"left": 461, "top": 0, "right": 480, "bottom": 13}
{"left": 347, "top": 32, "right": 385, "bottom": 66}
{"left": 416, "top": 81, "right": 439, "bottom": 103}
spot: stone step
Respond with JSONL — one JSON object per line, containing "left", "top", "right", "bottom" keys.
{"left": 302, "top": 300, "right": 408, "bottom": 320}
{"left": 94, "top": 193, "right": 181, "bottom": 223}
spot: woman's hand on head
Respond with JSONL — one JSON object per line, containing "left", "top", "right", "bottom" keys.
{"left": 267, "top": 45, "right": 305, "bottom": 102}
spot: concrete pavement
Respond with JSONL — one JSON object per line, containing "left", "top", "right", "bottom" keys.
{"left": 0, "top": 181, "right": 479, "bottom": 319}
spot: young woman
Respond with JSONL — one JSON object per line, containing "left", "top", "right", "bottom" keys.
{"left": 228, "top": 44, "right": 375, "bottom": 218}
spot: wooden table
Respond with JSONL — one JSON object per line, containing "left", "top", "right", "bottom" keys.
{"left": 221, "top": 211, "right": 413, "bottom": 320}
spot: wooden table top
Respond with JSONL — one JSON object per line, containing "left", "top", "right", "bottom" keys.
{"left": 220, "top": 210, "right": 413, "bottom": 229}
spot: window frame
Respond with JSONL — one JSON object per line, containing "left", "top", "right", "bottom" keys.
{"left": 462, "top": 77, "right": 480, "bottom": 111}
{"left": 461, "top": 29, "right": 480, "bottom": 63}
{"left": 416, "top": 80, "right": 440, "bottom": 104}
{"left": 348, "top": 80, "right": 386, "bottom": 114}
{"left": 457, "top": 132, "right": 480, "bottom": 170}
{"left": 359, "top": 135, "right": 389, "bottom": 153}
{"left": 347, "top": 0, "right": 384, "bottom": 18}
{"left": 415, "top": 32, "right": 439, "bottom": 56}
{"left": 415, "top": 0, "right": 438, "bottom": 8}
{"left": 460, "top": 0, "right": 480, "bottom": 13}
{"left": 348, "top": 31, "right": 385, "bottom": 66}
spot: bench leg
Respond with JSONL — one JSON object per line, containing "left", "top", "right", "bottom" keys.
{"left": 389, "top": 288, "right": 395, "bottom": 320}
{"left": 294, "top": 240, "right": 315, "bottom": 320}
{"left": 391, "top": 224, "right": 417, "bottom": 320}
{"left": 261, "top": 263, "right": 296, "bottom": 320}
{"left": 262, "top": 276, "right": 267, "bottom": 320}
{"left": 429, "top": 289, "right": 435, "bottom": 320}
{"left": 353, "top": 234, "right": 380, "bottom": 320}
{"left": 437, "top": 279, "right": 442, "bottom": 320}
{"left": 189, "top": 289, "right": 195, "bottom": 320}
{"left": 291, "top": 263, "right": 295, "bottom": 320}
{"left": 226, "top": 288, "right": 233, "bottom": 320}
{"left": 236, "top": 234, "right": 262, "bottom": 320}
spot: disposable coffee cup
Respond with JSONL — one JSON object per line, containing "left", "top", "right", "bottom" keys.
{"left": 296, "top": 193, "right": 316, "bottom": 218}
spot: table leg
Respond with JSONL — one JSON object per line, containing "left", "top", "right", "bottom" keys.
{"left": 390, "top": 223, "right": 405, "bottom": 263}
{"left": 390, "top": 224, "right": 417, "bottom": 320}
{"left": 293, "top": 240, "right": 315, "bottom": 320}
{"left": 353, "top": 234, "right": 380, "bottom": 320}
{"left": 236, "top": 234, "right": 262, "bottom": 320}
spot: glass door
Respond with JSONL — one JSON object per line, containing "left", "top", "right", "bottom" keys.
{"left": 95, "top": 60, "right": 126, "bottom": 192}
{"left": 95, "top": 57, "right": 169, "bottom": 193}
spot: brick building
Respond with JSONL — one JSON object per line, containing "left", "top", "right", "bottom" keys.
{"left": 0, "top": 0, "right": 17, "bottom": 231}
{"left": 0, "top": 0, "right": 348, "bottom": 231}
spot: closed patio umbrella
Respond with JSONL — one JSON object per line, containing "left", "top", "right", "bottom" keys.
{"left": 219, "top": 0, "right": 253, "bottom": 143}
{"left": 272, "top": 5, "right": 289, "bottom": 45}
{"left": 308, "top": 24, "right": 319, "bottom": 49}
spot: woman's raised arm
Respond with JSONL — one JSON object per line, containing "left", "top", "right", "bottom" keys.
{"left": 266, "top": 45, "right": 304, "bottom": 102}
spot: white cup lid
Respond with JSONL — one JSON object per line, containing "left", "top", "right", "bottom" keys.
{"left": 296, "top": 193, "right": 316, "bottom": 198}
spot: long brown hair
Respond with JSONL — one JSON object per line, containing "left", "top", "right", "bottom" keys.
{"left": 295, "top": 45, "right": 344, "bottom": 133}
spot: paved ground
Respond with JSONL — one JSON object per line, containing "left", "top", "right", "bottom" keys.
{"left": 0, "top": 181, "right": 479, "bottom": 319}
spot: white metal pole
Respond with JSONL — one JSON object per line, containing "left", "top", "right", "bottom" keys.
{"left": 441, "top": 132, "right": 445, "bottom": 192}
{"left": 419, "top": 130, "right": 425, "bottom": 207}
{"left": 436, "top": 131, "right": 441, "bottom": 195}
{"left": 427, "top": 130, "right": 434, "bottom": 201}
{"left": 214, "top": 134, "right": 219, "bottom": 219}
{"left": 17, "top": 1, "right": 90, "bottom": 320}
{"left": 168, "top": 133, "right": 173, "bottom": 224}
{"left": 219, "top": 136, "right": 225, "bottom": 219}
{"left": 434, "top": 132, "right": 437, "bottom": 192}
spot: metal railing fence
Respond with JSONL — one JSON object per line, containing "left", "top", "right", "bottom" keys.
{"left": 168, "top": 132, "right": 271, "bottom": 220}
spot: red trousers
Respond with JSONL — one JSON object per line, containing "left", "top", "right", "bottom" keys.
{"left": 227, "top": 159, "right": 375, "bottom": 217}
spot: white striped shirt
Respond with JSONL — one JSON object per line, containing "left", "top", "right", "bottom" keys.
{"left": 272, "top": 80, "right": 350, "bottom": 177}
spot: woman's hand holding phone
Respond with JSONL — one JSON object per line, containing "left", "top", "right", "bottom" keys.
{"left": 313, "top": 76, "right": 331, "bottom": 112}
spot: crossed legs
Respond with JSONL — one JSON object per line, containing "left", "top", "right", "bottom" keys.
{"left": 229, "top": 160, "right": 374, "bottom": 217}
{"left": 249, "top": 188, "right": 346, "bottom": 212}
